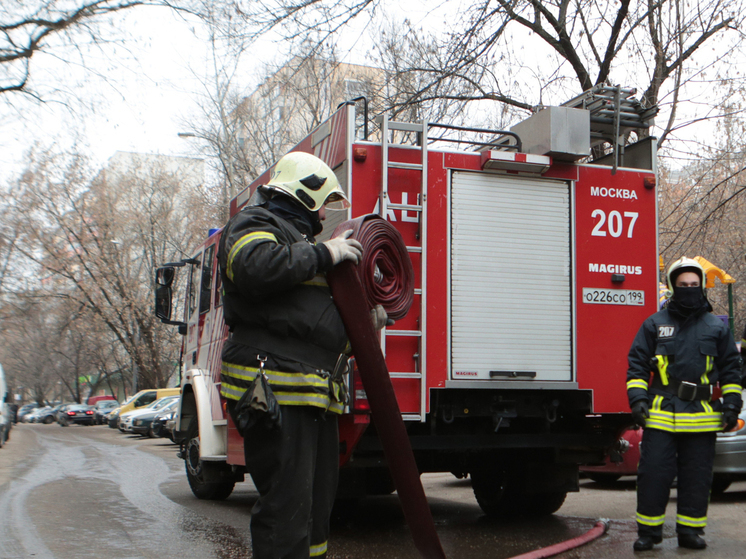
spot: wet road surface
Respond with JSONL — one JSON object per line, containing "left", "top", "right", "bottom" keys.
{"left": 2, "top": 423, "right": 746, "bottom": 558}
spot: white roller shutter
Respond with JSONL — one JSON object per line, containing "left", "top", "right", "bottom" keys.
{"left": 450, "top": 171, "right": 572, "bottom": 382}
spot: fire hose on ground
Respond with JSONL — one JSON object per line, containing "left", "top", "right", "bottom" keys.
{"left": 507, "top": 519, "right": 609, "bottom": 559}
{"left": 327, "top": 214, "right": 610, "bottom": 559}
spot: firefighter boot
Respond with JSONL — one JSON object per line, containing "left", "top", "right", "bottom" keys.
{"left": 633, "top": 536, "right": 662, "bottom": 551}
{"left": 678, "top": 534, "right": 707, "bottom": 549}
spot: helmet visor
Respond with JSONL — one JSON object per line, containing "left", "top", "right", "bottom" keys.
{"left": 324, "top": 191, "right": 350, "bottom": 210}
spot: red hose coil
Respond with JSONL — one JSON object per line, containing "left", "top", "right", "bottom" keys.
{"left": 328, "top": 214, "right": 445, "bottom": 559}
{"left": 332, "top": 214, "right": 414, "bottom": 319}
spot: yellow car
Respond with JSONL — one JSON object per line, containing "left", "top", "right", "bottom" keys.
{"left": 106, "top": 388, "right": 180, "bottom": 429}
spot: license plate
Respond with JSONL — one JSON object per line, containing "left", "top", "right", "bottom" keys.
{"left": 582, "top": 288, "right": 645, "bottom": 306}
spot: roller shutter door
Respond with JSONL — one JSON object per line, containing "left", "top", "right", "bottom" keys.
{"left": 450, "top": 171, "right": 572, "bottom": 381}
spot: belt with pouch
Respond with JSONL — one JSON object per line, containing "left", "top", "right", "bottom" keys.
{"left": 650, "top": 376, "right": 713, "bottom": 401}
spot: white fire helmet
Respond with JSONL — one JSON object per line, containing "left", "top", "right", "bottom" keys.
{"left": 666, "top": 257, "right": 706, "bottom": 296}
{"left": 264, "top": 152, "right": 349, "bottom": 212}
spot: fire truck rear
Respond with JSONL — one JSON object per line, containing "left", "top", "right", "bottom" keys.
{"left": 155, "top": 86, "right": 658, "bottom": 516}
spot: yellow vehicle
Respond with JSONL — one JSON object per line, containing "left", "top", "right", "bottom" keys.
{"left": 107, "top": 388, "right": 181, "bottom": 428}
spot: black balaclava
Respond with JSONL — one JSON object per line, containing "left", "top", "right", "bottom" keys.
{"left": 668, "top": 268, "right": 711, "bottom": 319}
{"left": 264, "top": 194, "right": 323, "bottom": 237}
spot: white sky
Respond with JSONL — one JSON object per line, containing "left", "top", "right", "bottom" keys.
{"left": 1, "top": 0, "right": 740, "bottom": 185}
{"left": 0, "top": 1, "right": 456, "bottom": 185}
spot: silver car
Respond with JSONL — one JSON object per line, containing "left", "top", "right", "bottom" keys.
{"left": 712, "top": 406, "right": 746, "bottom": 494}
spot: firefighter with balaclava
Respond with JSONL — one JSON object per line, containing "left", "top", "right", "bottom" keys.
{"left": 627, "top": 257, "right": 742, "bottom": 552}
{"left": 217, "top": 151, "right": 386, "bottom": 559}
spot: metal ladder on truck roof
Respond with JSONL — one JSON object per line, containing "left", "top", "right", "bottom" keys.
{"left": 375, "top": 112, "right": 427, "bottom": 423}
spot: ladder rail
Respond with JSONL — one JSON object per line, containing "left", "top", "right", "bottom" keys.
{"left": 376, "top": 112, "right": 428, "bottom": 423}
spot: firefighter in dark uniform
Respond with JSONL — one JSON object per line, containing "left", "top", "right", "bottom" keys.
{"left": 218, "top": 152, "right": 370, "bottom": 559}
{"left": 627, "top": 257, "right": 742, "bottom": 551}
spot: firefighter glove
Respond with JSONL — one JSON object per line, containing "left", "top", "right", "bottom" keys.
{"left": 370, "top": 304, "right": 388, "bottom": 330}
{"left": 631, "top": 400, "right": 649, "bottom": 427}
{"left": 323, "top": 229, "right": 363, "bottom": 265}
{"left": 723, "top": 405, "right": 740, "bottom": 432}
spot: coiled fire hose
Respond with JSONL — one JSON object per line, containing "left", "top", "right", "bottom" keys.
{"left": 327, "top": 214, "right": 447, "bottom": 559}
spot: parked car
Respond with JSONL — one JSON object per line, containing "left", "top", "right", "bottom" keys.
{"left": 106, "top": 406, "right": 122, "bottom": 429}
{"left": 59, "top": 404, "right": 96, "bottom": 426}
{"left": 165, "top": 413, "right": 179, "bottom": 443}
{"left": 56, "top": 404, "right": 73, "bottom": 424}
{"left": 93, "top": 400, "right": 119, "bottom": 425}
{"left": 0, "top": 364, "right": 10, "bottom": 447}
{"left": 131, "top": 399, "right": 179, "bottom": 437}
{"left": 16, "top": 403, "right": 39, "bottom": 423}
{"left": 582, "top": 401, "right": 746, "bottom": 494}
{"left": 36, "top": 404, "right": 66, "bottom": 424}
{"left": 25, "top": 406, "right": 52, "bottom": 423}
{"left": 119, "top": 396, "right": 179, "bottom": 433}
{"left": 712, "top": 410, "right": 746, "bottom": 493}
{"left": 116, "top": 388, "right": 181, "bottom": 418}
{"left": 87, "top": 395, "right": 117, "bottom": 406}
{"left": 151, "top": 404, "right": 179, "bottom": 440}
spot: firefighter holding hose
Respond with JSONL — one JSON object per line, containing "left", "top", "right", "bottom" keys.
{"left": 217, "top": 152, "right": 385, "bottom": 559}
{"left": 626, "top": 257, "right": 743, "bottom": 552}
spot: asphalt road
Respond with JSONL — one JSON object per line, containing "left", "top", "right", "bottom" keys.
{"left": 2, "top": 423, "right": 746, "bottom": 558}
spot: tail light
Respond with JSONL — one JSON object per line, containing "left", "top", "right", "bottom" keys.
{"left": 351, "top": 364, "right": 370, "bottom": 413}
{"left": 85, "top": 410, "right": 94, "bottom": 415}
{"left": 67, "top": 411, "right": 75, "bottom": 416}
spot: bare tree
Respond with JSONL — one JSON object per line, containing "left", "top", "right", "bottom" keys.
{"left": 239, "top": 1, "right": 745, "bottom": 146}
{"left": 0, "top": 297, "right": 60, "bottom": 404}
{"left": 658, "top": 101, "right": 746, "bottom": 330}
{"left": 180, "top": 40, "right": 382, "bottom": 213}
{"left": 2, "top": 147, "right": 208, "bottom": 391}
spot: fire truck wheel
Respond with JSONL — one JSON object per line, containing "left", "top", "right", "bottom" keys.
{"left": 184, "top": 418, "right": 235, "bottom": 500}
{"left": 470, "top": 468, "right": 518, "bottom": 517}
{"left": 524, "top": 491, "right": 567, "bottom": 516}
{"left": 365, "top": 468, "right": 396, "bottom": 495}
{"left": 330, "top": 498, "right": 359, "bottom": 526}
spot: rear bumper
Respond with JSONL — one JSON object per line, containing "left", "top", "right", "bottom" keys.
{"left": 713, "top": 434, "right": 746, "bottom": 474}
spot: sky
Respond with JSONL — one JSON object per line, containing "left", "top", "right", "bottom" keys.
{"left": 0, "top": 1, "right": 454, "bottom": 186}
{"left": 3, "top": 0, "right": 736, "bottom": 187}
{"left": 1, "top": 7, "right": 216, "bottom": 181}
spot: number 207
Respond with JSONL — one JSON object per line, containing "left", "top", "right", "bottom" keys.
{"left": 591, "top": 210, "right": 639, "bottom": 238}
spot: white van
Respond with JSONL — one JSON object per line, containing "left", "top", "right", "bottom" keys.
{"left": 0, "top": 364, "right": 10, "bottom": 448}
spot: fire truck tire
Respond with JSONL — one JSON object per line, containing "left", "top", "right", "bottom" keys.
{"left": 470, "top": 468, "right": 519, "bottom": 517}
{"left": 524, "top": 491, "right": 567, "bottom": 516}
{"left": 587, "top": 473, "right": 622, "bottom": 484}
{"left": 331, "top": 498, "right": 360, "bottom": 526}
{"left": 366, "top": 468, "right": 396, "bottom": 495}
{"left": 184, "top": 418, "right": 235, "bottom": 500}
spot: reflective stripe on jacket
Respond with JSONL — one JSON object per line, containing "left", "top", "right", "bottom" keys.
{"left": 217, "top": 204, "right": 347, "bottom": 414}
{"left": 626, "top": 308, "right": 742, "bottom": 433}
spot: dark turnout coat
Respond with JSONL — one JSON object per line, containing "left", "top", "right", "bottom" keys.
{"left": 218, "top": 204, "right": 348, "bottom": 413}
{"left": 626, "top": 308, "right": 742, "bottom": 433}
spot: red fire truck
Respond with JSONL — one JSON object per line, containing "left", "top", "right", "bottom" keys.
{"left": 155, "top": 87, "right": 659, "bottom": 516}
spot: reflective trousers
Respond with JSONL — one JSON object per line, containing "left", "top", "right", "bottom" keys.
{"left": 636, "top": 428, "right": 716, "bottom": 537}
{"left": 243, "top": 405, "right": 339, "bottom": 559}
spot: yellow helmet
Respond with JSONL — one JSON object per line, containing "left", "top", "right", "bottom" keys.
{"left": 666, "top": 256, "right": 706, "bottom": 296}
{"left": 264, "top": 152, "right": 349, "bottom": 212}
